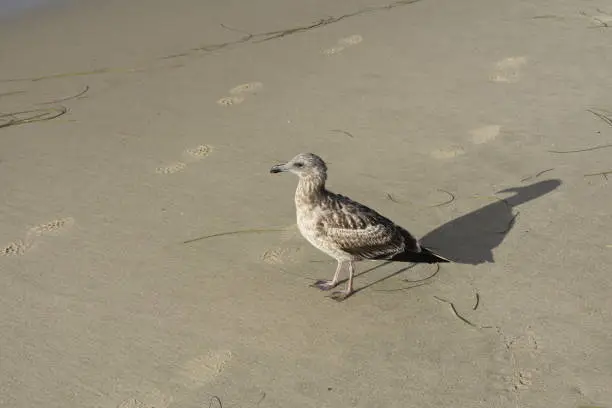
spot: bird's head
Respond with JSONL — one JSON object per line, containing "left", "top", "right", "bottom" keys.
{"left": 270, "top": 153, "right": 328, "bottom": 179}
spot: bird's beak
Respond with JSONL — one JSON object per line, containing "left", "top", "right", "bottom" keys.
{"left": 270, "top": 163, "right": 289, "bottom": 174}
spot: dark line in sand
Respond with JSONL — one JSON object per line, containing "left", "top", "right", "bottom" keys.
{"left": 588, "top": 108, "right": 612, "bottom": 127}
{"left": 547, "top": 109, "right": 612, "bottom": 153}
{"left": 385, "top": 192, "right": 400, "bottom": 203}
{"left": 1, "top": 0, "right": 424, "bottom": 82}
{"left": 548, "top": 144, "right": 612, "bottom": 154}
{"left": 251, "top": 0, "right": 423, "bottom": 44}
{"left": 183, "top": 227, "right": 287, "bottom": 244}
{"left": 520, "top": 168, "right": 555, "bottom": 182}
{"left": 255, "top": 391, "right": 267, "bottom": 406}
{"left": 36, "top": 85, "right": 90, "bottom": 105}
{"left": 0, "top": 106, "right": 68, "bottom": 129}
{"left": 584, "top": 170, "right": 612, "bottom": 180}
{"left": 208, "top": 396, "right": 223, "bottom": 408}
{"left": 434, "top": 296, "right": 478, "bottom": 328}
{"left": 532, "top": 15, "right": 561, "bottom": 19}
{"left": 0, "top": 90, "right": 26, "bottom": 98}
{"left": 331, "top": 129, "right": 354, "bottom": 138}
{"left": 375, "top": 263, "right": 440, "bottom": 292}
{"left": 473, "top": 293, "right": 480, "bottom": 310}
{"left": 220, "top": 23, "right": 254, "bottom": 37}
{"left": 590, "top": 17, "right": 611, "bottom": 28}
{"left": 429, "top": 189, "right": 455, "bottom": 208}
{"left": 1, "top": 67, "right": 145, "bottom": 83}
{"left": 403, "top": 263, "right": 441, "bottom": 283}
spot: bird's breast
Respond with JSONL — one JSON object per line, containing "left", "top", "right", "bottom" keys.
{"left": 296, "top": 206, "right": 324, "bottom": 241}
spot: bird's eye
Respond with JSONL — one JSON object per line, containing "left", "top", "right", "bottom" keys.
{"left": 294, "top": 162, "right": 304, "bottom": 168}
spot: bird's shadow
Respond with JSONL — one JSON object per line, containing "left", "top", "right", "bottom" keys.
{"left": 420, "top": 179, "right": 562, "bottom": 265}
{"left": 331, "top": 179, "right": 562, "bottom": 299}
{"left": 330, "top": 260, "right": 440, "bottom": 300}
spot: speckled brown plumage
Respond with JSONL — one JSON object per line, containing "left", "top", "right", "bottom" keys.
{"left": 270, "top": 152, "right": 449, "bottom": 301}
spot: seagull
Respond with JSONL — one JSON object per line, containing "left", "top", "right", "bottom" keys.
{"left": 270, "top": 152, "right": 450, "bottom": 301}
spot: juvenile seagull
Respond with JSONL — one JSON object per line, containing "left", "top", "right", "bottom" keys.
{"left": 270, "top": 152, "right": 450, "bottom": 301}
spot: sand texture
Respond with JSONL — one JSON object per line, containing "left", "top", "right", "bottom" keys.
{"left": 1, "top": 0, "right": 612, "bottom": 407}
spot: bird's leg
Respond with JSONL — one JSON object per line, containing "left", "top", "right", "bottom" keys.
{"left": 330, "top": 261, "right": 355, "bottom": 301}
{"left": 312, "top": 260, "right": 343, "bottom": 291}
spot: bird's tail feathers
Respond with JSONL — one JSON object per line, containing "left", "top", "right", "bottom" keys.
{"left": 390, "top": 245, "right": 451, "bottom": 263}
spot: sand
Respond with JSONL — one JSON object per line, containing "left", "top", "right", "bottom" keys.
{"left": 1, "top": 0, "right": 612, "bottom": 407}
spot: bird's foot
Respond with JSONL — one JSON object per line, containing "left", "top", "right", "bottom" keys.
{"left": 328, "top": 290, "right": 354, "bottom": 302}
{"left": 310, "top": 279, "right": 338, "bottom": 291}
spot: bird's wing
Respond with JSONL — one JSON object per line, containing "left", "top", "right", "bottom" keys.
{"left": 322, "top": 223, "right": 405, "bottom": 259}
{"left": 317, "top": 194, "right": 419, "bottom": 259}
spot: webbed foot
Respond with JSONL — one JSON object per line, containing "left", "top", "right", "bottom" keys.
{"left": 310, "top": 280, "right": 338, "bottom": 291}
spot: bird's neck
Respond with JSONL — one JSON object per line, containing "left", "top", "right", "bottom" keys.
{"left": 295, "top": 174, "right": 327, "bottom": 207}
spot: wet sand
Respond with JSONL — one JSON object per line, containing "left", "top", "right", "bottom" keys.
{"left": 1, "top": 0, "right": 612, "bottom": 407}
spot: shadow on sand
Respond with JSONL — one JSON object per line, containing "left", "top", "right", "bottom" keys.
{"left": 420, "top": 179, "right": 562, "bottom": 265}
{"left": 322, "top": 179, "right": 562, "bottom": 299}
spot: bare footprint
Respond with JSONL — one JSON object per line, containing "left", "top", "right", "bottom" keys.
{"left": 470, "top": 125, "right": 501, "bottom": 144}
{"left": 156, "top": 145, "right": 212, "bottom": 174}
{"left": 229, "top": 82, "right": 263, "bottom": 95}
{"left": 177, "top": 350, "right": 233, "bottom": 389}
{"left": 430, "top": 146, "right": 465, "bottom": 159}
{"left": 155, "top": 162, "right": 187, "bottom": 174}
{"left": 117, "top": 389, "right": 173, "bottom": 408}
{"left": 338, "top": 35, "right": 363, "bottom": 46}
{"left": 1, "top": 217, "right": 75, "bottom": 256}
{"left": 1, "top": 239, "right": 33, "bottom": 256}
{"left": 183, "top": 144, "right": 213, "bottom": 162}
{"left": 217, "top": 82, "right": 263, "bottom": 106}
{"left": 27, "top": 217, "right": 75, "bottom": 237}
{"left": 322, "top": 45, "right": 346, "bottom": 55}
{"left": 490, "top": 56, "right": 527, "bottom": 83}
{"left": 323, "top": 34, "right": 363, "bottom": 55}
{"left": 216, "top": 96, "right": 245, "bottom": 107}
{"left": 261, "top": 246, "right": 302, "bottom": 265}
{"left": 117, "top": 399, "right": 148, "bottom": 408}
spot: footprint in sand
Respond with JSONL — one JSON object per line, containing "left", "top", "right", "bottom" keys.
{"left": 323, "top": 34, "right": 363, "bottom": 55}
{"left": 117, "top": 389, "right": 173, "bottom": 408}
{"left": 490, "top": 56, "right": 527, "bottom": 83}
{"left": 183, "top": 144, "right": 213, "bottom": 162}
{"left": 216, "top": 95, "right": 245, "bottom": 107}
{"left": 28, "top": 217, "right": 75, "bottom": 237}
{"left": 117, "top": 399, "right": 148, "bottom": 408}
{"left": 229, "top": 82, "right": 263, "bottom": 95}
{"left": 261, "top": 246, "right": 302, "bottom": 265}
{"left": 429, "top": 125, "right": 501, "bottom": 159}
{"left": 1, "top": 217, "right": 75, "bottom": 256}
{"left": 430, "top": 146, "right": 465, "bottom": 159}
{"left": 176, "top": 350, "right": 233, "bottom": 389}
{"left": 1, "top": 239, "right": 33, "bottom": 256}
{"left": 155, "top": 162, "right": 187, "bottom": 175}
{"left": 487, "top": 326, "right": 541, "bottom": 398}
{"left": 470, "top": 125, "right": 501, "bottom": 144}
{"left": 260, "top": 224, "right": 305, "bottom": 264}
{"left": 217, "top": 82, "right": 263, "bottom": 106}
{"left": 156, "top": 145, "right": 213, "bottom": 174}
